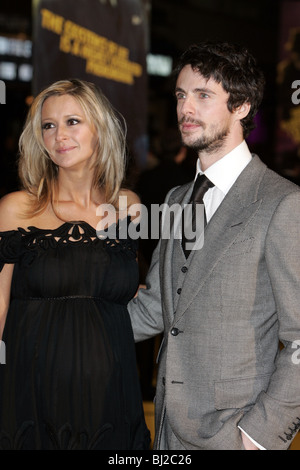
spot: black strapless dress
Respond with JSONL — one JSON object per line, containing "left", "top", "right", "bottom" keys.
{"left": 0, "top": 218, "right": 150, "bottom": 450}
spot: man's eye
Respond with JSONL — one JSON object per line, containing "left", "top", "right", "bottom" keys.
{"left": 176, "top": 93, "right": 185, "bottom": 100}
{"left": 200, "top": 93, "right": 209, "bottom": 99}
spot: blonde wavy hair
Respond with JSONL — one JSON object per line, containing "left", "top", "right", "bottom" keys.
{"left": 18, "top": 79, "right": 127, "bottom": 216}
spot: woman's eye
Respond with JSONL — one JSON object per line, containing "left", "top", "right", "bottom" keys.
{"left": 42, "top": 118, "right": 80, "bottom": 130}
{"left": 68, "top": 118, "right": 80, "bottom": 125}
{"left": 42, "top": 122, "right": 54, "bottom": 130}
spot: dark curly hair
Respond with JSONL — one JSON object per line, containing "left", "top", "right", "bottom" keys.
{"left": 173, "top": 42, "right": 265, "bottom": 138}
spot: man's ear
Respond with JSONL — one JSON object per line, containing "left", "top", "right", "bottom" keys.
{"left": 234, "top": 102, "right": 251, "bottom": 120}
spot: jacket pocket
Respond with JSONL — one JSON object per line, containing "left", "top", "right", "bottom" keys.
{"left": 214, "top": 373, "right": 272, "bottom": 410}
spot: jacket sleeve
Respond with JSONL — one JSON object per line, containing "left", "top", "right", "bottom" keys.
{"left": 128, "top": 186, "right": 180, "bottom": 342}
{"left": 128, "top": 238, "right": 164, "bottom": 342}
{"left": 238, "top": 191, "right": 300, "bottom": 449}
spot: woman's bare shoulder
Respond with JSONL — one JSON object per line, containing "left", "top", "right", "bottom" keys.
{"left": 119, "top": 188, "right": 141, "bottom": 206}
{"left": 118, "top": 188, "right": 141, "bottom": 222}
{"left": 0, "top": 191, "right": 33, "bottom": 231}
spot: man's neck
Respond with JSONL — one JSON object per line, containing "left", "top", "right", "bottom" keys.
{"left": 198, "top": 137, "right": 245, "bottom": 172}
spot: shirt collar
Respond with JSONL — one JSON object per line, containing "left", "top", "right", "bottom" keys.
{"left": 195, "top": 140, "right": 252, "bottom": 195}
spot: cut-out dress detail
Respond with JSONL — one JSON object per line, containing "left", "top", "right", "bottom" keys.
{"left": 0, "top": 219, "right": 150, "bottom": 449}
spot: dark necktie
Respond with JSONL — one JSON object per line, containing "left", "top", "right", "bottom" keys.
{"left": 182, "top": 174, "right": 214, "bottom": 257}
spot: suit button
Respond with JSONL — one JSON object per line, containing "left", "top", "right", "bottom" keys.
{"left": 181, "top": 266, "right": 188, "bottom": 273}
{"left": 177, "top": 288, "right": 182, "bottom": 294}
{"left": 171, "top": 327, "right": 179, "bottom": 336}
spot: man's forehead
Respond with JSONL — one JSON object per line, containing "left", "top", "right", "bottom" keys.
{"left": 176, "top": 66, "right": 225, "bottom": 92}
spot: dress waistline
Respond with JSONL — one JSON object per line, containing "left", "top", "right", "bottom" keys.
{"left": 13, "top": 295, "right": 124, "bottom": 303}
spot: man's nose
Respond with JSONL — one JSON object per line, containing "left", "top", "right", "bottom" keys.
{"left": 180, "top": 96, "right": 196, "bottom": 115}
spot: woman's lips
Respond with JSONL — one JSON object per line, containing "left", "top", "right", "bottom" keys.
{"left": 56, "top": 146, "right": 77, "bottom": 153}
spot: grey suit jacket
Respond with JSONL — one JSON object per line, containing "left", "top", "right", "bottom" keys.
{"left": 128, "top": 155, "right": 300, "bottom": 450}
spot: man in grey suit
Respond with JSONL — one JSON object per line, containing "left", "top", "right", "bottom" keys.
{"left": 129, "top": 42, "right": 300, "bottom": 450}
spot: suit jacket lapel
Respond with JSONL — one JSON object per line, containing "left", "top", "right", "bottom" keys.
{"left": 175, "top": 155, "right": 266, "bottom": 320}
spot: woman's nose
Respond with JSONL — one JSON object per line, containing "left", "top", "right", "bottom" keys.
{"left": 55, "top": 124, "right": 68, "bottom": 141}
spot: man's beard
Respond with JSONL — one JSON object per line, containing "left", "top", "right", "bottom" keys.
{"left": 180, "top": 121, "right": 230, "bottom": 154}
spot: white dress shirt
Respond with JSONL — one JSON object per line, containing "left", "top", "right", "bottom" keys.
{"left": 195, "top": 140, "right": 265, "bottom": 450}
{"left": 195, "top": 140, "right": 252, "bottom": 222}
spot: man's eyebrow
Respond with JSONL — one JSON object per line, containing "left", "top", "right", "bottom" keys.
{"left": 175, "top": 86, "right": 185, "bottom": 94}
{"left": 194, "top": 87, "right": 216, "bottom": 95}
{"left": 175, "top": 86, "right": 216, "bottom": 95}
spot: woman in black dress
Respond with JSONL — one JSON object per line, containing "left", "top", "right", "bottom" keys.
{"left": 0, "top": 79, "right": 150, "bottom": 450}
